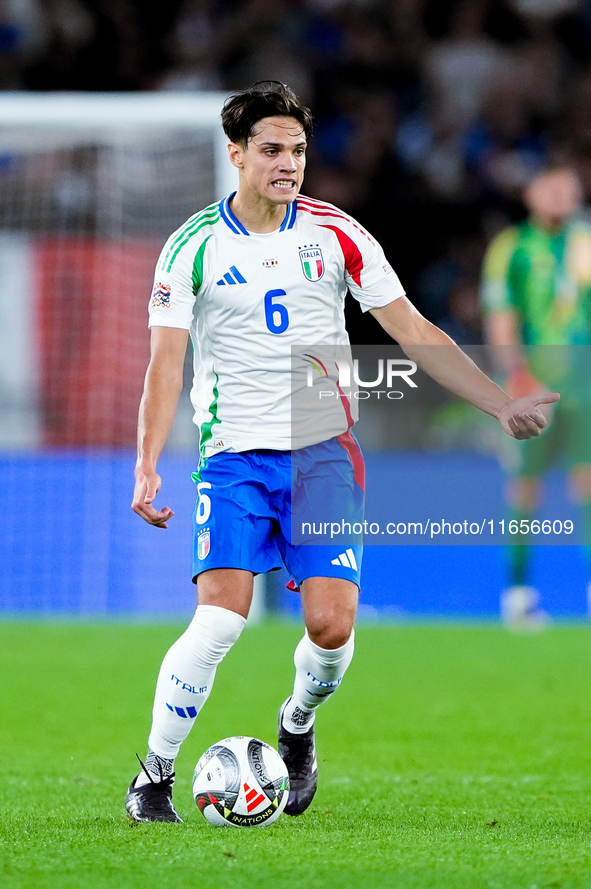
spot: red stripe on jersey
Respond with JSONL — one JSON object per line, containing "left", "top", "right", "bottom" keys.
{"left": 337, "top": 381, "right": 355, "bottom": 428}
{"left": 297, "top": 196, "right": 351, "bottom": 218}
{"left": 336, "top": 428, "right": 366, "bottom": 492}
{"left": 297, "top": 197, "right": 376, "bottom": 245}
{"left": 320, "top": 224, "right": 364, "bottom": 287}
{"left": 298, "top": 195, "right": 351, "bottom": 214}
{"left": 298, "top": 205, "right": 353, "bottom": 224}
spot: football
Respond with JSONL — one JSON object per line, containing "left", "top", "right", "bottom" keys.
{"left": 192, "top": 736, "right": 290, "bottom": 827}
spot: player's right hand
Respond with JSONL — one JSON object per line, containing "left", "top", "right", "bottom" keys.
{"left": 132, "top": 470, "right": 174, "bottom": 528}
{"left": 496, "top": 392, "right": 560, "bottom": 440}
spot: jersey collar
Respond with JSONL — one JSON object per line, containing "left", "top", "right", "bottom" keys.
{"left": 219, "top": 193, "right": 297, "bottom": 235}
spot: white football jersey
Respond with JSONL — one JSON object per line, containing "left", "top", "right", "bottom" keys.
{"left": 148, "top": 193, "right": 405, "bottom": 459}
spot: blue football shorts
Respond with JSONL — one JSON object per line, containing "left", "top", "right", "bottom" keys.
{"left": 191, "top": 432, "right": 365, "bottom": 590}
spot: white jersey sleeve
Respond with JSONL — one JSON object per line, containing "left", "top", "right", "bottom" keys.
{"left": 148, "top": 203, "right": 219, "bottom": 330}
{"left": 296, "top": 196, "right": 405, "bottom": 312}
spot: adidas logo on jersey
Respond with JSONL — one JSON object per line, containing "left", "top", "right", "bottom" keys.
{"left": 331, "top": 548, "right": 358, "bottom": 570}
{"left": 216, "top": 265, "right": 247, "bottom": 285}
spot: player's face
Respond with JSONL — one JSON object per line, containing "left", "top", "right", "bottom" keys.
{"left": 525, "top": 170, "right": 582, "bottom": 229}
{"left": 230, "top": 116, "right": 306, "bottom": 205}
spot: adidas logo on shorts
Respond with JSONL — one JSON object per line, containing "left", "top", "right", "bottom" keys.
{"left": 331, "top": 548, "right": 358, "bottom": 570}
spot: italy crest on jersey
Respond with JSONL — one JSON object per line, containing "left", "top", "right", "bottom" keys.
{"left": 197, "top": 530, "right": 210, "bottom": 560}
{"left": 299, "top": 245, "right": 325, "bottom": 281}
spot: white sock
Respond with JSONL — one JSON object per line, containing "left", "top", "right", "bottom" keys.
{"left": 145, "top": 605, "right": 246, "bottom": 763}
{"left": 282, "top": 631, "right": 355, "bottom": 734}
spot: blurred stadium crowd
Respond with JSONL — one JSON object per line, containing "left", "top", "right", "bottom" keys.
{"left": 2, "top": 0, "right": 591, "bottom": 341}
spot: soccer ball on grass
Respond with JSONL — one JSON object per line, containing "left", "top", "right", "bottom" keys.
{"left": 193, "top": 736, "right": 289, "bottom": 827}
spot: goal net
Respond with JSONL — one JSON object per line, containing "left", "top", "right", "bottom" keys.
{"left": 0, "top": 92, "right": 251, "bottom": 616}
{"left": 0, "top": 92, "right": 236, "bottom": 450}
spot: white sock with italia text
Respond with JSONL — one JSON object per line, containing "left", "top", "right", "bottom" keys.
{"left": 282, "top": 631, "right": 355, "bottom": 734}
{"left": 139, "top": 605, "right": 246, "bottom": 783}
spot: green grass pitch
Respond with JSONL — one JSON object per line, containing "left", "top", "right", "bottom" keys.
{"left": 2, "top": 620, "right": 591, "bottom": 889}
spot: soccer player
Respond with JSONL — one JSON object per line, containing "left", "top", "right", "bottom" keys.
{"left": 125, "top": 82, "right": 558, "bottom": 823}
{"left": 481, "top": 165, "right": 591, "bottom": 626}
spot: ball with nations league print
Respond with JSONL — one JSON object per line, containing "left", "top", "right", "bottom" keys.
{"left": 193, "top": 736, "right": 290, "bottom": 827}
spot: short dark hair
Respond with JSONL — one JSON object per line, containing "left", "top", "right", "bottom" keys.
{"left": 221, "top": 81, "right": 313, "bottom": 147}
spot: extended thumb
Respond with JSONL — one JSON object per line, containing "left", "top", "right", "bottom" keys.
{"left": 534, "top": 392, "right": 560, "bottom": 405}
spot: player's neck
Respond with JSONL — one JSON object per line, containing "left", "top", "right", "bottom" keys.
{"left": 230, "top": 190, "right": 289, "bottom": 234}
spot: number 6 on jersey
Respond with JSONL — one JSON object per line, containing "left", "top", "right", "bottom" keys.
{"left": 264, "top": 289, "right": 289, "bottom": 334}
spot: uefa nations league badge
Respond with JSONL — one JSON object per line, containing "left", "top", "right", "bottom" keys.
{"left": 197, "top": 529, "right": 210, "bottom": 560}
{"left": 299, "top": 245, "right": 324, "bottom": 281}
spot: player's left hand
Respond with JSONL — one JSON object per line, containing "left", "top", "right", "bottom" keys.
{"left": 496, "top": 392, "right": 560, "bottom": 440}
{"left": 132, "top": 470, "right": 175, "bottom": 528}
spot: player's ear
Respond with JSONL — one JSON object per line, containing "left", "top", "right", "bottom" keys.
{"left": 228, "top": 142, "right": 245, "bottom": 169}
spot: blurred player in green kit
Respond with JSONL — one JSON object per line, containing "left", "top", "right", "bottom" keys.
{"left": 482, "top": 166, "right": 591, "bottom": 626}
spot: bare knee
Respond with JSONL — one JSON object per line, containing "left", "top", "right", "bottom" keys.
{"left": 306, "top": 620, "right": 354, "bottom": 650}
{"left": 301, "top": 577, "right": 357, "bottom": 650}
{"left": 197, "top": 568, "right": 254, "bottom": 619}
